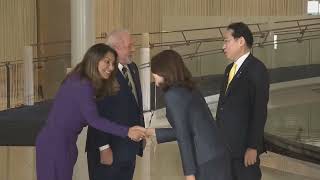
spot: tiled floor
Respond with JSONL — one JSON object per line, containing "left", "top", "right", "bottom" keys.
{"left": 261, "top": 166, "right": 319, "bottom": 180}
{"left": 132, "top": 141, "right": 320, "bottom": 180}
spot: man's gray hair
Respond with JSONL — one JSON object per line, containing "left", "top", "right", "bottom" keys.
{"left": 106, "top": 29, "right": 130, "bottom": 47}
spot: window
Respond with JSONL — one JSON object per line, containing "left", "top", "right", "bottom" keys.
{"left": 307, "top": 1, "right": 319, "bottom": 15}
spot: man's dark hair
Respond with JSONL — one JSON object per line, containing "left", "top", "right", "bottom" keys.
{"left": 227, "top": 22, "right": 253, "bottom": 48}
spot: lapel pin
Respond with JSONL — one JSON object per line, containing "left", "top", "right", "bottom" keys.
{"left": 236, "top": 72, "right": 242, "bottom": 78}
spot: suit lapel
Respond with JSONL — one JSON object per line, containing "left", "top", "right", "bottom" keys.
{"left": 222, "top": 65, "right": 232, "bottom": 96}
{"left": 127, "top": 64, "right": 141, "bottom": 107}
{"left": 224, "top": 54, "right": 252, "bottom": 96}
{"left": 127, "top": 64, "right": 138, "bottom": 90}
{"left": 116, "top": 68, "right": 127, "bottom": 85}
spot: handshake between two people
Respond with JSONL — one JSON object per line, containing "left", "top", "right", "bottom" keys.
{"left": 127, "top": 126, "right": 155, "bottom": 142}
{"left": 99, "top": 126, "right": 155, "bottom": 166}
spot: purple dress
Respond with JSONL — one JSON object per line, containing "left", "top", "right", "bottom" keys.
{"left": 36, "top": 74, "right": 129, "bottom": 180}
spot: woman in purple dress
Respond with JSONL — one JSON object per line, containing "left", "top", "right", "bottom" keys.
{"left": 36, "top": 43, "right": 146, "bottom": 180}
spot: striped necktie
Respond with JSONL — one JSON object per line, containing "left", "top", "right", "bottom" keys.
{"left": 122, "top": 66, "right": 132, "bottom": 91}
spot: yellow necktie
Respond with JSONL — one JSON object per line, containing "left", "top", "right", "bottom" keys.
{"left": 227, "top": 63, "right": 237, "bottom": 88}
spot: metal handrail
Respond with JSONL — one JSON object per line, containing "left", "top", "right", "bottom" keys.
{"left": 157, "top": 22, "right": 320, "bottom": 50}
{"left": 274, "top": 17, "right": 320, "bottom": 23}
{"left": 33, "top": 53, "right": 71, "bottom": 62}
{"left": 181, "top": 35, "right": 320, "bottom": 60}
{"left": 0, "top": 54, "right": 71, "bottom": 66}
{"left": 96, "top": 18, "right": 320, "bottom": 51}
{"left": 131, "top": 23, "right": 268, "bottom": 36}
{"left": 30, "top": 40, "right": 70, "bottom": 46}
{"left": 0, "top": 53, "right": 71, "bottom": 110}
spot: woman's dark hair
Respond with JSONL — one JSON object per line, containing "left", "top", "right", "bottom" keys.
{"left": 65, "top": 43, "right": 119, "bottom": 98}
{"left": 151, "top": 49, "right": 195, "bottom": 91}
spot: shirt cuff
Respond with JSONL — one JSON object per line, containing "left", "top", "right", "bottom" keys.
{"left": 99, "top": 144, "right": 110, "bottom": 151}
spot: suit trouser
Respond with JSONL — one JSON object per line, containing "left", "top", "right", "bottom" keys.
{"left": 196, "top": 152, "right": 233, "bottom": 180}
{"left": 231, "top": 157, "right": 261, "bottom": 180}
{"left": 87, "top": 150, "right": 136, "bottom": 180}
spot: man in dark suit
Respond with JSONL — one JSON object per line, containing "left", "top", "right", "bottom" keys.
{"left": 216, "top": 22, "right": 269, "bottom": 180}
{"left": 86, "top": 30, "right": 145, "bottom": 180}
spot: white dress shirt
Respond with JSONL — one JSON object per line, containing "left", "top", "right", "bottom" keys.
{"left": 233, "top": 51, "right": 250, "bottom": 73}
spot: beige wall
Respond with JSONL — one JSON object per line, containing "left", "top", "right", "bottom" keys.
{"left": 94, "top": 0, "right": 317, "bottom": 71}
{"left": 0, "top": 0, "right": 312, "bottom": 63}
{"left": 95, "top": 0, "right": 308, "bottom": 36}
{"left": 37, "top": 0, "right": 71, "bottom": 99}
{"left": 0, "top": 0, "right": 37, "bottom": 108}
{"left": 311, "top": 38, "right": 320, "bottom": 64}
{"left": 161, "top": 16, "right": 320, "bottom": 76}
{"left": 95, "top": 0, "right": 161, "bottom": 37}
{"left": 38, "top": 0, "right": 70, "bottom": 56}
{"left": 0, "top": 0, "right": 37, "bottom": 62}
{"left": 0, "top": 0, "right": 70, "bottom": 179}
{"left": 0, "top": 0, "right": 313, "bottom": 69}
{"left": 0, "top": 0, "right": 71, "bottom": 104}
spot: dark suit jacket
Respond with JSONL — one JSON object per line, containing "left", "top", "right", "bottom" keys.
{"left": 85, "top": 62, "right": 145, "bottom": 163}
{"left": 155, "top": 86, "right": 228, "bottom": 176}
{"left": 216, "top": 53, "right": 269, "bottom": 158}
